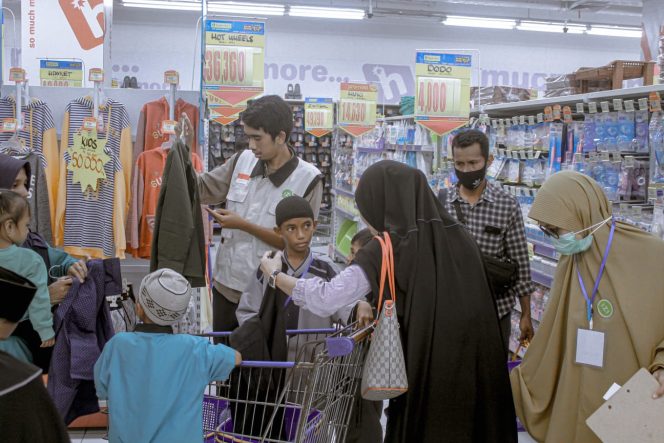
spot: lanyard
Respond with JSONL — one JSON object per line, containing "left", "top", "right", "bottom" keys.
{"left": 283, "top": 253, "right": 313, "bottom": 307}
{"left": 575, "top": 220, "right": 616, "bottom": 330}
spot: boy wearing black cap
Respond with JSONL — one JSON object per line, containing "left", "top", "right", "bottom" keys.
{"left": 0, "top": 267, "right": 69, "bottom": 442}
{"left": 236, "top": 196, "right": 373, "bottom": 331}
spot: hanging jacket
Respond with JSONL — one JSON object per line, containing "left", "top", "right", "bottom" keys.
{"left": 47, "top": 258, "right": 117, "bottom": 424}
{"left": 150, "top": 140, "right": 206, "bottom": 287}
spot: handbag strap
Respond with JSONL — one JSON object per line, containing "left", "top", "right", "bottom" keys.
{"left": 374, "top": 232, "right": 396, "bottom": 315}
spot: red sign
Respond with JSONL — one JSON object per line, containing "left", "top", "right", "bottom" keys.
{"left": 59, "top": 0, "right": 106, "bottom": 51}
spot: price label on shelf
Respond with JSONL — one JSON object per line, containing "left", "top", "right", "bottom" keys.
{"left": 1, "top": 118, "right": 17, "bottom": 132}
{"left": 519, "top": 115, "right": 526, "bottom": 125}
{"left": 600, "top": 101, "right": 610, "bottom": 113}
{"left": 624, "top": 100, "right": 635, "bottom": 112}
{"left": 89, "top": 68, "right": 104, "bottom": 83}
{"left": 613, "top": 99, "right": 623, "bottom": 112}
{"left": 204, "top": 46, "right": 255, "bottom": 86}
{"left": 576, "top": 103, "right": 585, "bottom": 113}
{"left": 528, "top": 115, "right": 535, "bottom": 125}
{"left": 536, "top": 113, "right": 544, "bottom": 123}
{"left": 638, "top": 98, "right": 649, "bottom": 111}
{"left": 415, "top": 76, "right": 462, "bottom": 117}
{"left": 164, "top": 70, "right": 180, "bottom": 85}
{"left": 512, "top": 116, "right": 519, "bottom": 125}
{"left": 161, "top": 120, "right": 177, "bottom": 135}
{"left": 588, "top": 102, "right": 598, "bottom": 114}
{"left": 9, "top": 68, "right": 26, "bottom": 83}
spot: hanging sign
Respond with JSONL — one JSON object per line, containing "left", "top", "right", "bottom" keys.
{"left": 204, "top": 19, "right": 265, "bottom": 126}
{"left": 68, "top": 128, "right": 111, "bottom": 193}
{"left": 305, "top": 98, "right": 334, "bottom": 137}
{"left": 39, "top": 60, "right": 83, "bottom": 87}
{"left": 415, "top": 51, "right": 472, "bottom": 136}
{"left": 338, "top": 82, "right": 377, "bottom": 137}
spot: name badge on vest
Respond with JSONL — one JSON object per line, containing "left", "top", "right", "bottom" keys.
{"left": 228, "top": 173, "right": 251, "bottom": 203}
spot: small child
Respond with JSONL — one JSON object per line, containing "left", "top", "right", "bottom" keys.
{"left": 94, "top": 268, "right": 241, "bottom": 443}
{"left": 348, "top": 228, "right": 374, "bottom": 264}
{"left": 236, "top": 195, "right": 373, "bottom": 331}
{"left": 0, "top": 190, "right": 54, "bottom": 362}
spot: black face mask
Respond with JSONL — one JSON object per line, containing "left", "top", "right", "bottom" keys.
{"left": 455, "top": 166, "right": 487, "bottom": 190}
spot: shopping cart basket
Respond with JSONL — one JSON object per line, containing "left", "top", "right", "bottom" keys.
{"left": 202, "top": 324, "right": 372, "bottom": 443}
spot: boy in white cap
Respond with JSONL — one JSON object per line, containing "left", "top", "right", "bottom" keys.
{"left": 94, "top": 269, "right": 241, "bottom": 443}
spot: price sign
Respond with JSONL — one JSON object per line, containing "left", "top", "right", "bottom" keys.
{"left": 415, "top": 77, "right": 462, "bottom": 117}
{"left": 1, "top": 118, "right": 17, "bottom": 133}
{"left": 164, "top": 70, "right": 180, "bottom": 85}
{"left": 337, "top": 83, "right": 377, "bottom": 137}
{"left": 40, "top": 60, "right": 83, "bottom": 88}
{"left": 89, "top": 68, "right": 104, "bottom": 83}
{"left": 9, "top": 68, "right": 26, "bottom": 83}
{"left": 304, "top": 98, "right": 334, "bottom": 137}
{"left": 161, "top": 120, "right": 177, "bottom": 135}
{"left": 68, "top": 129, "right": 111, "bottom": 193}
{"left": 203, "top": 47, "right": 255, "bottom": 87}
{"left": 415, "top": 52, "right": 471, "bottom": 119}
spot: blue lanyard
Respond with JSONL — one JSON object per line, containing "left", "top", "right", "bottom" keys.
{"left": 283, "top": 254, "right": 313, "bottom": 307}
{"left": 575, "top": 221, "right": 616, "bottom": 330}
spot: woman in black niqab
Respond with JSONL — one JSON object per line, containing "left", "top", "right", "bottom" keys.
{"left": 354, "top": 161, "right": 515, "bottom": 442}
{"left": 260, "top": 160, "right": 516, "bottom": 442}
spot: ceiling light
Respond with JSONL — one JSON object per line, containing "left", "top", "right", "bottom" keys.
{"left": 122, "top": 0, "right": 285, "bottom": 16}
{"left": 517, "top": 21, "right": 585, "bottom": 34}
{"left": 586, "top": 25, "right": 642, "bottom": 38}
{"left": 442, "top": 15, "right": 516, "bottom": 30}
{"left": 288, "top": 6, "right": 365, "bottom": 20}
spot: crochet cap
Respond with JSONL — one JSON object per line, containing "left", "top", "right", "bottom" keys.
{"left": 275, "top": 196, "right": 314, "bottom": 227}
{"left": 138, "top": 269, "right": 191, "bottom": 326}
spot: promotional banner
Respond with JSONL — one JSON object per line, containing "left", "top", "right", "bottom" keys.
{"left": 68, "top": 128, "right": 111, "bottom": 193}
{"left": 305, "top": 98, "right": 334, "bottom": 137}
{"left": 338, "top": 82, "right": 377, "bottom": 137}
{"left": 39, "top": 60, "right": 83, "bottom": 87}
{"left": 204, "top": 19, "right": 265, "bottom": 126}
{"left": 21, "top": 0, "right": 105, "bottom": 87}
{"left": 415, "top": 51, "right": 472, "bottom": 136}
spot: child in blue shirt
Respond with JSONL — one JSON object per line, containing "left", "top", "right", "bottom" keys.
{"left": 0, "top": 190, "right": 54, "bottom": 362}
{"left": 94, "top": 269, "right": 241, "bottom": 443}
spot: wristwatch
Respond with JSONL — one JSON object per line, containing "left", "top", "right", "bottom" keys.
{"left": 268, "top": 269, "right": 281, "bottom": 289}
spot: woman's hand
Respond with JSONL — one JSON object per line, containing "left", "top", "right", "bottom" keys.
{"left": 260, "top": 251, "right": 283, "bottom": 277}
{"left": 67, "top": 259, "right": 88, "bottom": 283}
{"left": 355, "top": 301, "right": 374, "bottom": 328}
{"left": 48, "top": 277, "right": 72, "bottom": 305}
{"left": 653, "top": 369, "right": 664, "bottom": 399}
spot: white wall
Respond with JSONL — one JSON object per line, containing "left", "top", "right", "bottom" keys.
{"left": 4, "top": 7, "right": 643, "bottom": 104}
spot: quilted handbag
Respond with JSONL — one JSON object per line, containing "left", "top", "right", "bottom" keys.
{"left": 361, "top": 232, "right": 408, "bottom": 401}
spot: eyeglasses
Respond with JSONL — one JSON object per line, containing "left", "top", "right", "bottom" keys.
{"left": 539, "top": 225, "right": 560, "bottom": 239}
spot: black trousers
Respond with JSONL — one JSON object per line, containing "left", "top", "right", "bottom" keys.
{"left": 212, "top": 286, "right": 239, "bottom": 332}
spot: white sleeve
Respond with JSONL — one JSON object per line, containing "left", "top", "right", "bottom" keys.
{"left": 291, "top": 265, "right": 372, "bottom": 318}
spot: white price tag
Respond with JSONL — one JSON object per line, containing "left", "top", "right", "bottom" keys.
{"left": 613, "top": 99, "right": 623, "bottom": 112}
{"left": 512, "top": 116, "right": 519, "bottom": 125}
{"left": 1, "top": 118, "right": 17, "bottom": 132}
{"left": 624, "top": 100, "right": 635, "bottom": 112}
{"left": 575, "top": 328, "right": 605, "bottom": 368}
{"left": 528, "top": 116, "right": 535, "bottom": 125}
{"left": 536, "top": 113, "right": 544, "bottom": 123}
{"left": 89, "top": 68, "right": 104, "bottom": 83}
{"left": 519, "top": 115, "right": 526, "bottom": 125}
{"left": 600, "top": 101, "right": 610, "bottom": 113}
{"left": 588, "top": 102, "right": 598, "bottom": 114}
{"left": 638, "top": 98, "right": 649, "bottom": 111}
{"left": 576, "top": 103, "right": 585, "bottom": 113}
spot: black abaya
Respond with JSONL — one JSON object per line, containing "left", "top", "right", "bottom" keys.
{"left": 353, "top": 161, "right": 516, "bottom": 443}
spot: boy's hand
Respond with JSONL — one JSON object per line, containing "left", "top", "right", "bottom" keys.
{"left": 261, "top": 251, "right": 283, "bottom": 277}
{"left": 41, "top": 338, "right": 55, "bottom": 348}
{"left": 235, "top": 351, "right": 243, "bottom": 366}
{"left": 356, "top": 301, "right": 374, "bottom": 328}
{"left": 206, "top": 208, "right": 247, "bottom": 230}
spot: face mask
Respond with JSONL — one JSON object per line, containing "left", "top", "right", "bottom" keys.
{"left": 455, "top": 166, "right": 487, "bottom": 190}
{"left": 551, "top": 217, "right": 612, "bottom": 256}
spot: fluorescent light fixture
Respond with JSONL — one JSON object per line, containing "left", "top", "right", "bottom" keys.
{"left": 517, "top": 21, "right": 585, "bottom": 34}
{"left": 586, "top": 25, "right": 642, "bottom": 38}
{"left": 122, "top": 0, "right": 286, "bottom": 16}
{"left": 442, "top": 15, "right": 516, "bottom": 30}
{"left": 288, "top": 6, "right": 365, "bottom": 20}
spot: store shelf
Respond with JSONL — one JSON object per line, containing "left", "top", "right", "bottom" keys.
{"left": 384, "top": 143, "right": 435, "bottom": 152}
{"left": 333, "top": 187, "right": 355, "bottom": 198}
{"left": 531, "top": 270, "right": 554, "bottom": 289}
{"left": 356, "top": 147, "right": 385, "bottom": 153}
{"left": 335, "top": 206, "right": 360, "bottom": 221}
{"left": 378, "top": 115, "right": 415, "bottom": 122}
{"left": 483, "top": 84, "right": 664, "bottom": 117}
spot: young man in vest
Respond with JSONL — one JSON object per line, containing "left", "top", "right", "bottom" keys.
{"left": 195, "top": 95, "right": 323, "bottom": 332}
{"left": 440, "top": 129, "right": 535, "bottom": 351}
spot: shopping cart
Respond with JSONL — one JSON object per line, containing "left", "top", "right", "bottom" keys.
{"left": 202, "top": 324, "right": 372, "bottom": 443}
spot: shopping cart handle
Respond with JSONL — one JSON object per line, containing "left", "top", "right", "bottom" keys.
{"left": 326, "top": 324, "right": 375, "bottom": 358}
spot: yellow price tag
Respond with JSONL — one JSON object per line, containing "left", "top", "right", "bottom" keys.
{"left": 1, "top": 118, "right": 17, "bottom": 133}
{"left": 89, "top": 68, "right": 104, "bottom": 83}
{"left": 338, "top": 100, "right": 375, "bottom": 126}
{"left": 204, "top": 46, "right": 255, "bottom": 86}
{"left": 161, "top": 120, "right": 177, "bottom": 135}
{"left": 68, "top": 130, "right": 111, "bottom": 193}
{"left": 164, "top": 70, "right": 180, "bottom": 85}
{"left": 9, "top": 68, "right": 26, "bottom": 83}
